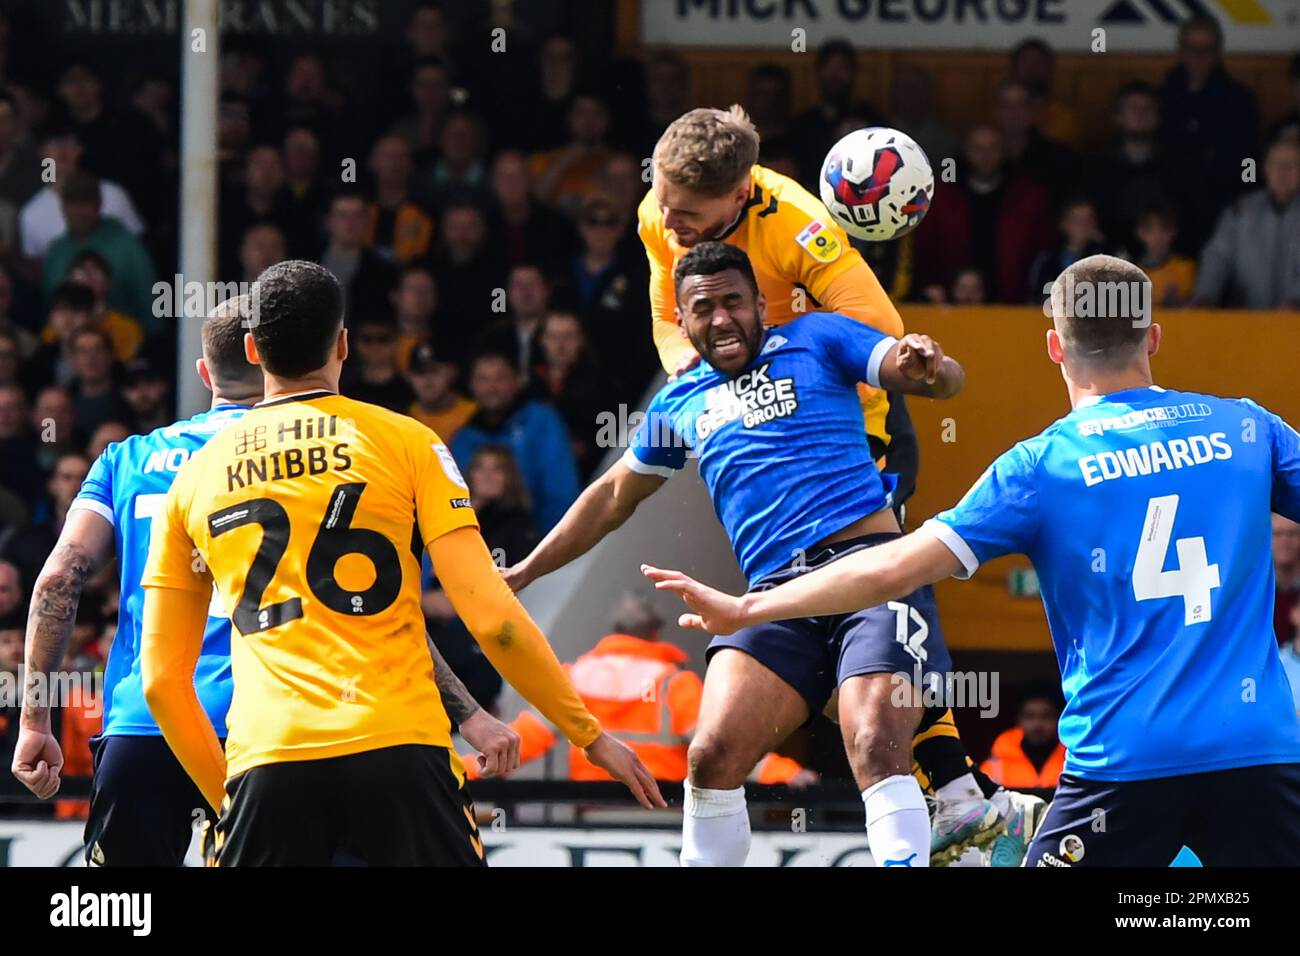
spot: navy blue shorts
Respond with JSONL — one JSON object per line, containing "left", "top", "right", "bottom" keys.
{"left": 706, "top": 532, "right": 952, "bottom": 716}
{"left": 1027, "top": 763, "right": 1300, "bottom": 867}
{"left": 84, "top": 735, "right": 219, "bottom": 867}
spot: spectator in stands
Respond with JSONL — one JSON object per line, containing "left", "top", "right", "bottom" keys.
{"left": 20, "top": 127, "right": 143, "bottom": 263}
{"left": 217, "top": 93, "right": 254, "bottom": 189}
{"left": 534, "top": 310, "right": 616, "bottom": 479}
{"left": 236, "top": 221, "right": 287, "bottom": 284}
{"left": 1267, "top": 53, "right": 1300, "bottom": 147}
{"left": 465, "top": 444, "right": 539, "bottom": 569}
{"left": 1160, "top": 15, "right": 1258, "bottom": 250}
{"left": 995, "top": 79, "right": 1077, "bottom": 200}
{"left": 56, "top": 60, "right": 158, "bottom": 202}
{"left": 2, "top": 450, "right": 89, "bottom": 592}
{"left": 744, "top": 63, "right": 794, "bottom": 155}
{"left": 1089, "top": 81, "right": 1193, "bottom": 256}
{"left": 431, "top": 197, "right": 503, "bottom": 364}
{"left": 219, "top": 143, "right": 311, "bottom": 276}
{"left": 887, "top": 62, "right": 957, "bottom": 172}
{"left": 0, "top": 330, "right": 19, "bottom": 389}
{"left": 390, "top": 263, "right": 438, "bottom": 370}
{"left": 67, "top": 251, "right": 143, "bottom": 362}
{"left": 66, "top": 326, "right": 128, "bottom": 436}
{"left": 531, "top": 91, "right": 615, "bottom": 219}
{"left": 570, "top": 194, "right": 654, "bottom": 398}
{"left": 789, "top": 40, "right": 885, "bottom": 186}
{"left": 390, "top": 56, "right": 454, "bottom": 161}
{"left": 0, "top": 619, "right": 21, "bottom": 672}
{"left": 516, "top": 34, "right": 582, "bottom": 152}
{"left": 641, "top": 52, "right": 693, "bottom": 155}
{"left": 452, "top": 351, "right": 579, "bottom": 533}
{"left": 30, "top": 385, "right": 78, "bottom": 473}
{"left": 406, "top": 343, "right": 475, "bottom": 442}
{"left": 417, "top": 109, "right": 489, "bottom": 212}
{"left": 489, "top": 149, "right": 577, "bottom": 275}
{"left": 1027, "top": 196, "right": 1108, "bottom": 303}
{"left": 980, "top": 688, "right": 1065, "bottom": 791}
{"left": 1133, "top": 203, "right": 1196, "bottom": 307}
{"left": 1191, "top": 139, "right": 1300, "bottom": 308}
{"left": 27, "top": 281, "right": 99, "bottom": 391}
{"left": 367, "top": 135, "right": 435, "bottom": 266}
{"left": 87, "top": 419, "right": 130, "bottom": 460}
{"left": 0, "top": 383, "right": 41, "bottom": 505}
{"left": 0, "top": 269, "right": 37, "bottom": 359}
{"left": 281, "top": 125, "right": 327, "bottom": 246}
{"left": 124, "top": 73, "right": 177, "bottom": 234}
{"left": 593, "top": 152, "right": 646, "bottom": 249}
{"left": 913, "top": 124, "right": 1054, "bottom": 304}
{"left": 483, "top": 261, "right": 550, "bottom": 377}
{"left": 280, "top": 52, "right": 350, "bottom": 165}
{"left": 318, "top": 190, "right": 398, "bottom": 321}
{"left": 1276, "top": 515, "right": 1300, "bottom": 644}
{"left": 42, "top": 171, "right": 156, "bottom": 330}
{"left": 341, "top": 313, "right": 415, "bottom": 413}
{"left": 0, "top": 557, "right": 21, "bottom": 618}
{"left": 950, "top": 268, "right": 987, "bottom": 306}
{"left": 119, "top": 357, "right": 170, "bottom": 434}
{"left": 1008, "top": 38, "right": 1081, "bottom": 147}
{"left": 0, "top": 87, "right": 41, "bottom": 210}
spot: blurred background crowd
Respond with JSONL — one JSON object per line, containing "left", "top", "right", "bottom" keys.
{"left": 0, "top": 0, "right": 1298, "bottom": 809}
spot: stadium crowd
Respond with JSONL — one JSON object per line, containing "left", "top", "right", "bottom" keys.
{"left": 0, "top": 3, "right": 1298, "bottom": 810}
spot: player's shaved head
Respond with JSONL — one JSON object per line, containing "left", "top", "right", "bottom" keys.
{"left": 250, "top": 260, "right": 344, "bottom": 378}
{"left": 674, "top": 241, "right": 758, "bottom": 298}
{"left": 1050, "top": 254, "right": 1153, "bottom": 370}
{"left": 202, "top": 295, "right": 262, "bottom": 399}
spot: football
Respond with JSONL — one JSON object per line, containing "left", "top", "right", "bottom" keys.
{"left": 819, "top": 127, "right": 935, "bottom": 241}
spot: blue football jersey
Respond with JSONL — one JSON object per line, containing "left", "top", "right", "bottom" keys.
{"left": 926, "top": 385, "right": 1300, "bottom": 781}
{"left": 626, "top": 312, "right": 898, "bottom": 585}
{"left": 71, "top": 405, "right": 248, "bottom": 736}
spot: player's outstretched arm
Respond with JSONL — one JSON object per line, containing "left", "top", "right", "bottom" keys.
{"left": 427, "top": 634, "right": 521, "bottom": 778}
{"left": 432, "top": 526, "right": 666, "bottom": 809}
{"left": 877, "top": 333, "right": 965, "bottom": 400}
{"left": 141, "top": 585, "right": 227, "bottom": 812}
{"left": 505, "top": 459, "right": 666, "bottom": 592}
{"left": 643, "top": 530, "right": 963, "bottom": 633}
{"left": 12, "top": 509, "right": 115, "bottom": 799}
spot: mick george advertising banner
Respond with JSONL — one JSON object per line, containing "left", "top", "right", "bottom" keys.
{"left": 640, "top": 0, "right": 1300, "bottom": 52}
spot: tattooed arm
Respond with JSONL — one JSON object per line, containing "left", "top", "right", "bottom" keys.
{"left": 12, "top": 509, "right": 115, "bottom": 798}
{"left": 427, "top": 634, "right": 521, "bottom": 777}
{"left": 426, "top": 633, "right": 480, "bottom": 725}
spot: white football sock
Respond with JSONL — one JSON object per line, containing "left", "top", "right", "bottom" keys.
{"left": 935, "top": 773, "right": 986, "bottom": 820}
{"left": 680, "top": 784, "right": 750, "bottom": 867}
{"left": 863, "top": 774, "right": 931, "bottom": 867}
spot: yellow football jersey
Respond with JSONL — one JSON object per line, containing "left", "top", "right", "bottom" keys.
{"left": 142, "top": 390, "right": 478, "bottom": 779}
{"left": 638, "top": 163, "right": 903, "bottom": 373}
{"left": 638, "top": 164, "right": 907, "bottom": 461}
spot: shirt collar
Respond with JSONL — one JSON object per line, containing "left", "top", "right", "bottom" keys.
{"left": 1076, "top": 385, "right": 1165, "bottom": 408}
